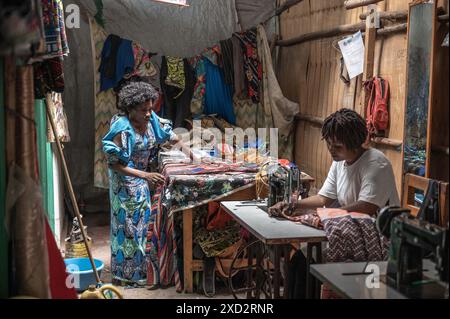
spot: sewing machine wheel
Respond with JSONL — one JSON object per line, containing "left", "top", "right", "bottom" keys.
{"left": 228, "top": 240, "right": 273, "bottom": 299}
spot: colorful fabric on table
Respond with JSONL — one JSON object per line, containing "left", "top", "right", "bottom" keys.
{"left": 204, "top": 58, "right": 236, "bottom": 125}
{"left": 41, "top": 0, "right": 69, "bottom": 58}
{"left": 102, "top": 113, "right": 175, "bottom": 286}
{"left": 46, "top": 92, "right": 70, "bottom": 143}
{"left": 283, "top": 212, "right": 323, "bottom": 230}
{"left": 162, "top": 172, "right": 256, "bottom": 215}
{"left": 317, "top": 208, "right": 389, "bottom": 263}
{"left": 161, "top": 162, "right": 259, "bottom": 176}
{"left": 234, "top": 28, "right": 262, "bottom": 104}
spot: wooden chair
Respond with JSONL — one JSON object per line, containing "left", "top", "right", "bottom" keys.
{"left": 402, "top": 173, "right": 449, "bottom": 227}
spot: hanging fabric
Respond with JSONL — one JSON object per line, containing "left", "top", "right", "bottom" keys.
{"left": 98, "top": 34, "right": 134, "bottom": 92}
{"left": 34, "top": 56, "right": 65, "bottom": 98}
{"left": 234, "top": 28, "right": 262, "bottom": 104}
{"left": 41, "top": 0, "right": 70, "bottom": 59}
{"left": 189, "top": 56, "right": 207, "bottom": 116}
{"left": 204, "top": 58, "right": 236, "bottom": 125}
{"left": 46, "top": 92, "right": 71, "bottom": 143}
{"left": 257, "top": 25, "right": 298, "bottom": 160}
{"left": 165, "top": 56, "right": 186, "bottom": 97}
{"left": 219, "top": 39, "right": 234, "bottom": 87}
{"left": 160, "top": 56, "right": 195, "bottom": 128}
{"left": 232, "top": 35, "right": 246, "bottom": 97}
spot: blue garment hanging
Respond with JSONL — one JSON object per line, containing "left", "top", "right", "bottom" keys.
{"left": 204, "top": 58, "right": 236, "bottom": 125}
{"left": 99, "top": 35, "right": 135, "bottom": 92}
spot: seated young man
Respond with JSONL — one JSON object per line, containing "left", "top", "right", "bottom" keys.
{"left": 269, "top": 108, "right": 400, "bottom": 217}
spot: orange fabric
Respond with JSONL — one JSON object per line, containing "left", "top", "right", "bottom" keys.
{"left": 206, "top": 202, "right": 233, "bottom": 231}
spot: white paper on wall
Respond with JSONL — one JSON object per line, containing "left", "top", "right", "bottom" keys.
{"left": 338, "top": 31, "right": 365, "bottom": 79}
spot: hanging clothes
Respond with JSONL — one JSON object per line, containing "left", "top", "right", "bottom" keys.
{"left": 204, "top": 58, "right": 236, "bottom": 125}
{"left": 234, "top": 28, "right": 262, "bottom": 104}
{"left": 257, "top": 25, "right": 298, "bottom": 160}
{"left": 34, "top": 56, "right": 65, "bottom": 98}
{"left": 46, "top": 92, "right": 70, "bottom": 143}
{"left": 126, "top": 42, "right": 158, "bottom": 81}
{"left": 165, "top": 56, "right": 186, "bottom": 96}
{"left": 232, "top": 35, "right": 246, "bottom": 97}
{"left": 189, "top": 57, "right": 206, "bottom": 116}
{"left": 160, "top": 56, "right": 195, "bottom": 128}
{"left": 41, "top": 0, "right": 70, "bottom": 58}
{"left": 219, "top": 39, "right": 234, "bottom": 87}
{"left": 99, "top": 34, "right": 135, "bottom": 92}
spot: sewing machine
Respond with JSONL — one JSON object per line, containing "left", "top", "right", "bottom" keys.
{"left": 377, "top": 207, "right": 449, "bottom": 298}
{"left": 267, "top": 162, "right": 302, "bottom": 212}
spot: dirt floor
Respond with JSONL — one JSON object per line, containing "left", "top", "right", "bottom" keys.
{"left": 80, "top": 212, "right": 236, "bottom": 299}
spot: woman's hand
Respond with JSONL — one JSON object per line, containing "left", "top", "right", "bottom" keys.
{"left": 142, "top": 172, "right": 166, "bottom": 186}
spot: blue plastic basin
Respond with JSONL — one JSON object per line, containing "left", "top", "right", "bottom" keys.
{"left": 64, "top": 258, "right": 104, "bottom": 292}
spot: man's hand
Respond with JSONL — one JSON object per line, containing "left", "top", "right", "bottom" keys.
{"left": 268, "top": 202, "right": 290, "bottom": 217}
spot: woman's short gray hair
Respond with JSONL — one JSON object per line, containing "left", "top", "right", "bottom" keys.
{"left": 118, "top": 81, "right": 159, "bottom": 113}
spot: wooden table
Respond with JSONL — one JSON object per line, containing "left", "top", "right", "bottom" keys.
{"left": 181, "top": 173, "right": 315, "bottom": 294}
{"left": 220, "top": 201, "right": 327, "bottom": 299}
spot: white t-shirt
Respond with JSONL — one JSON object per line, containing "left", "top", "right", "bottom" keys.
{"left": 318, "top": 148, "right": 400, "bottom": 209}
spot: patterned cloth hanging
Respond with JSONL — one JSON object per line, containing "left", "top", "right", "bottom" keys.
{"left": 41, "top": 0, "right": 70, "bottom": 58}
{"left": 234, "top": 28, "right": 262, "bottom": 104}
{"left": 46, "top": 92, "right": 71, "bottom": 143}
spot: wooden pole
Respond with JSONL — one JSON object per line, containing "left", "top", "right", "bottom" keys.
{"left": 360, "top": 10, "right": 407, "bottom": 21}
{"left": 277, "top": 22, "right": 366, "bottom": 47}
{"left": 345, "top": 0, "right": 383, "bottom": 10}
{"left": 295, "top": 115, "right": 403, "bottom": 149}
{"left": 45, "top": 102, "right": 101, "bottom": 284}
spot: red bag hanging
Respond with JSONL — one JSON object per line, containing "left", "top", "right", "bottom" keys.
{"left": 364, "top": 77, "right": 390, "bottom": 137}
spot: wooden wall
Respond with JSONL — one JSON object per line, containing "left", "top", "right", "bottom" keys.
{"left": 277, "top": 0, "right": 413, "bottom": 194}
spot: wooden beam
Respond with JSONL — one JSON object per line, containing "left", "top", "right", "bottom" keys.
{"left": 375, "top": 23, "right": 407, "bottom": 36}
{"left": 275, "top": 0, "right": 304, "bottom": 16}
{"left": 438, "top": 14, "right": 449, "bottom": 22}
{"left": 295, "top": 114, "right": 403, "bottom": 149}
{"left": 277, "top": 21, "right": 366, "bottom": 47}
{"left": 345, "top": 0, "right": 383, "bottom": 10}
{"left": 360, "top": 10, "right": 407, "bottom": 21}
{"left": 371, "top": 137, "right": 403, "bottom": 148}
{"left": 295, "top": 114, "right": 324, "bottom": 126}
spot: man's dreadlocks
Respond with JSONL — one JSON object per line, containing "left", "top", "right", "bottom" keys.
{"left": 321, "top": 108, "right": 368, "bottom": 150}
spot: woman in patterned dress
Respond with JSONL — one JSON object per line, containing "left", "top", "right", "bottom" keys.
{"left": 102, "top": 81, "right": 190, "bottom": 286}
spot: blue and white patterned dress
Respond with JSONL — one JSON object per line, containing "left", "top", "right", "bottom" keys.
{"left": 102, "top": 112, "right": 176, "bottom": 286}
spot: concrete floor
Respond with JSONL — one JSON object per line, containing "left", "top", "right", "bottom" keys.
{"left": 87, "top": 224, "right": 235, "bottom": 299}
